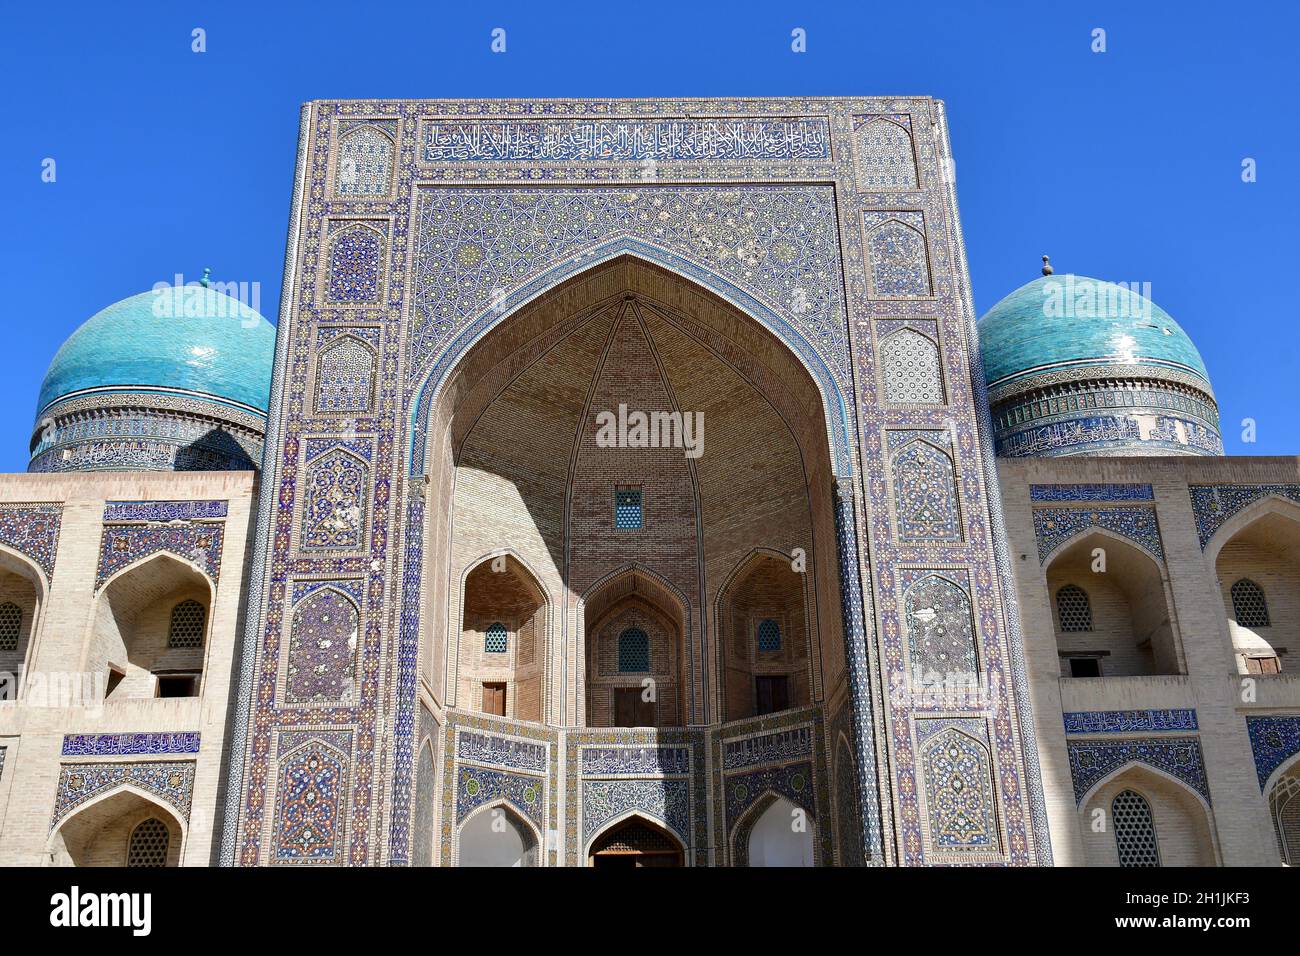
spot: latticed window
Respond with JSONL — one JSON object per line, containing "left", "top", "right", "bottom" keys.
{"left": 757, "top": 618, "right": 781, "bottom": 652}
{"left": 1112, "top": 789, "right": 1160, "bottom": 867}
{"left": 127, "top": 818, "right": 170, "bottom": 867}
{"left": 615, "top": 488, "right": 643, "bottom": 529}
{"left": 1231, "top": 579, "right": 1270, "bottom": 628}
{"left": 484, "top": 622, "right": 508, "bottom": 654}
{"left": 168, "top": 600, "right": 207, "bottom": 648}
{"left": 618, "top": 627, "right": 650, "bottom": 672}
{"left": 0, "top": 602, "right": 21, "bottom": 652}
{"left": 1056, "top": 585, "right": 1093, "bottom": 633}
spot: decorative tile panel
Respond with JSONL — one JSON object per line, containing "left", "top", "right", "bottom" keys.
{"left": 1245, "top": 716, "right": 1300, "bottom": 790}
{"left": 325, "top": 221, "right": 386, "bottom": 305}
{"left": 889, "top": 430, "right": 962, "bottom": 542}
{"left": 1066, "top": 737, "right": 1210, "bottom": 805}
{"left": 917, "top": 720, "right": 999, "bottom": 852}
{"left": 851, "top": 114, "right": 918, "bottom": 190}
{"left": 51, "top": 761, "right": 196, "bottom": 829}
{"left": 456, "top": 766, "right": 544, "bottom": 828}
{"left": 96, "top": 522, "right": 224, "bottom": 588}
{"left": 880, "top": 326, "right": 943, "bottom": 404}
{"left": 1033, "top": 505, "right": 1163, "bottom": 563}
{"left": 284, "top": 586, "right": 360, "bottom": 705}
{"left": 1189, "top": 484, "right": 1300, "bottom": 549}
{"left": 582, "top": 778, "right": 691, "bottom": 846}
{"left": 271, "top": 732, "right": 351, "bottom": 864}
{"left": 862, "top": 210, "right": 930, "bottom": 297}
{"left": 0, "top": 504, "right": 62, "bottom": 580}
{"left": 1029, "top": 484, "right": 1154, "bottom": 503}
{"left": 103, "top": 500, "right": 229, "bottom": 521}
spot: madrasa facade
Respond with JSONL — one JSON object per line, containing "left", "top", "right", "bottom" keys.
{"left": 0, "top": 97, "right": 1297, "bottom": 868}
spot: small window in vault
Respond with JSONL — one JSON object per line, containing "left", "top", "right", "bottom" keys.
{"left": 615, "top": 487, "right": 643, "bottom": 530}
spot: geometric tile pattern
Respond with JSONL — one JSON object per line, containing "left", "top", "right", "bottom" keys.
{"left": 96, "top": 522, "right": 225, "bottom": 588}
{"left": 326, "top": 222, "right": 386, "bottom": 305}
{"left": 1033, "top": 505, "right": 1164, "bottom": 563}
{"left": 880, "top": 327, "right": 943, "bottom": 404}
{"left": 300, "top": 448, "right": 369, "bottom": 552}
{"left": 456, "top": 765, "right": 544, "bottom": 829}
{"left": 723, "top": 760, "right": 815, "bottom": 825}
{"left": 1066, "top": 736, "right": 1210, "bottom": 805}
{"left": 862, "top": 211, "right": 930, "bottom": 297}
{"left": 903, "top": 573, "right": 979, "bottom": 684}
{"left": 1245, "top": 715, "right": 1300, "bottom": 790}
{"left": 51, "top": 761, "right": 196, "bottom": 830}
{"left": 1189, "top": 484, "right": 1300, "bottom": 549}
{"left": 852, "top": 115, "right": 918, "bottom": 190}
{"left": 285, "top": 587, "right": 360, "bottom": 705}
{"left": 0, "top": 503, "right": 63, "bottom": 580}
{"left": 335, "top": 122, "right": 395, "bottom": 198}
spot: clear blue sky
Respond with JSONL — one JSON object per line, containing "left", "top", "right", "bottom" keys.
{"left": 2, "top": 0, "right": 1296, "bottom": 471}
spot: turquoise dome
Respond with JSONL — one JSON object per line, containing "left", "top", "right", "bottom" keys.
{"left": 978, "top": 274, "right": 1210, "bottom": 392}
{"left": 37, "top": 283, "right": 275, "bottom": 417}
{"left": 977, "top": 269, "right": 1221, "bottom": 458}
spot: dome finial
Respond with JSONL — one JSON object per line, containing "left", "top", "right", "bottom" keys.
{"left": 200, "top": 267, "right": 211, "bottom": 288}
{"left": 1041, "top": 255, "right": 1053, "bottom": 276}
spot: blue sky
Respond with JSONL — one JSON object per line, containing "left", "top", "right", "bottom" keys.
{"left": 1, "top": 0, "right": 1295, "bottom": 470}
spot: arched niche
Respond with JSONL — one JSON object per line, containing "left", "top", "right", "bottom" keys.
{"left": 1078, "top": 765, "right": 1217, "bottom": 867}
{"left": 0, "top": 546, "right": 46, "bottom": 698}
{"left": 458, "top": 552, "right": 548, "bottom": 721}
{"left": 716, "top": 550, "right": 811, "bottom": 720}
{"left": 457, "top": 802, "right": 540, "bottom": 867}
{"left": 1045, "top": 531, "right": 1181, "bottom": 678}
{"left": 740, "top": 793, "right": 815, "bottom": 867}
{"left": 90, "top": 553, "right": 214, "bottom": 701}
{"left": 415, "top": 254, "right": 848, "bottom": 728}
{"left": 48, "top": 788, "right": 185, "bottom": 867}
{"left": 1209, "top": 504, "right": 1300, "bottom": 675}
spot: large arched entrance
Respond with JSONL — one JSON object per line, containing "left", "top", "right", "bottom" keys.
{"left": 419, "top": 256, "right": 850, "bottom": 726}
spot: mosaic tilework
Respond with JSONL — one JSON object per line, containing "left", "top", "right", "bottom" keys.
{"left": 889, "top": 431, "right": 962, "bottom": 542}
{"left": 387, "top": 493, "right": 425, "bottom": 866}
{"left": 335, "top": 121, "right": 396, "bottom": 197}
{"left": 61, "top": 732, "right": 201, "bottom": 757}
{"left": 1029, "top": 484, "right": 1154, "bottom": 503}
{"left": 1033, "top": 505, "right": 1164, "bottom": 563}
{"left": 880, "top": 326, "right": 943, "bottom": 404}
{"left": 1063, "top": 710, "right": 1198, "bottom": 735}
{"left": 457, "top": 766, "right": 544, "bottom": 829}
{"left": 1189, "top": 484, "right": 1300, "bottom": 549}
{"left": 51, "top": 761, "right": 195, "bottom": 830}
{"left": 904, "top": 573, "right": 979, "bottom": 684}
{"left": 96, "top": 522, "right": 224, "bottom": 588}
{"left": 832, "top": 482, "right": 885, "bottom": 861}
{"left": 997, "top": 411, "right": 1222, "bottom": 459}
{"left": 0, "top": 503, "right": 62, "bottom": 580}
{"left": 420, "top": 116, "right": 832, "bottom": 163}
{"left": 103, "top": 500, "right": 229, "bottom": 522}
{"left": 852, "top": 115, "right": 918, "bottom": 190}
{"left": 409, "top": 184, "right": 851, "bottom": 385}
{"left": 582, "top": 778, "right": 691, "bottom": 846}
{"left": 724, "top": 760, "right": 814, "bottom": 824}
{"left": 863, "top": 210, "right": 931, "bottom": 297}
{"left": 1245, "top": 716, "right": 1300, "bottom": 790}
{"left": 314, "top": 335, "right": 377, "bottom": 414}
{"left": 271, "top": 731, "right": 351, "bottom": 864}
{"left": 917, "top": 721, "right": 999, "bottom": 852}
{"left": 284, "top": 587, "right": 359, "bottom": 705}
{"left": 300, "top": 448, "right": 369, "bottom": 552}
{"left": 1066, "top": 737, "right": 1210, "bottom": 805}
{"left": 326, "top": 222, "right": 386, "bottom": 305}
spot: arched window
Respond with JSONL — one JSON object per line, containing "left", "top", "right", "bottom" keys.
{"left": 484, "top": 622, "right": 508, "bottom": 654}
{"left": 127, "top": 818, "right": 171, "bottom": 867}
{"left": 1231, "top": 579, "right": 1270, "bottom": 628}
{"left": 168, "top": 600, "right": 207, "bottom": 648}
{"left": 617, "top": 627, "right": 649, "bottom": 672}
{"left": 1055, "top": 585, "right": 1093, "bottom": 633}
{"left": 0, "top": 601, "right": 21, "bottom": 652}
{"left": 1112, "top": 789, "right": 1160, "bottom": 867}
{"left": 756, "top": 618, "right": 782, "bottom": 653}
